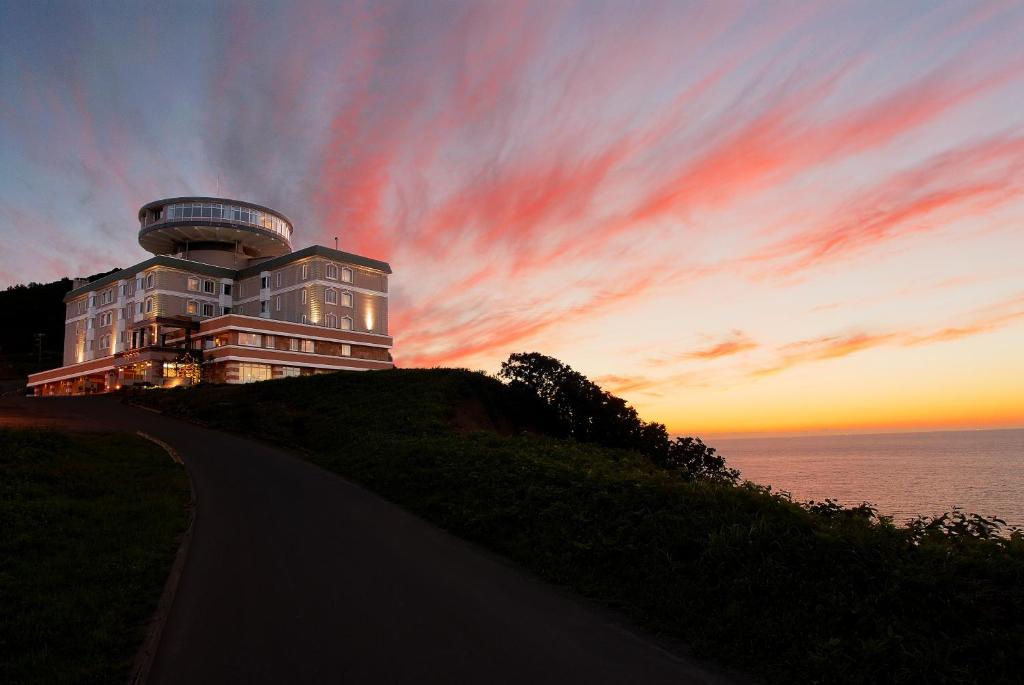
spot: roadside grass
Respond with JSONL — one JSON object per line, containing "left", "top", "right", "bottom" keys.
{"left": 0, "top": 429, "right": 188, "bottom": 685}
{"left": 131, "top": 369, "right": 1024, "bottom": 683}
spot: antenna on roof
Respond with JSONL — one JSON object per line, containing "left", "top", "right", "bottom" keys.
{"left": 334, "top": 237, "right": 338, "bottom": 250}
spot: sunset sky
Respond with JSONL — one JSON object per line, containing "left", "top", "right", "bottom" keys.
{"left": 1, "top": 1, "right": 1022, "bottom": 436}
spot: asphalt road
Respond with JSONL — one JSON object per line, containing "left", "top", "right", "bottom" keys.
{"left": 2, "top": 393, "right": 737, "bottom": 684}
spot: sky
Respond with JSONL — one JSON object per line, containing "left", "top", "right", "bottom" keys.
{"left": 1, "top": 0, "right": 1023, "bottom": 436}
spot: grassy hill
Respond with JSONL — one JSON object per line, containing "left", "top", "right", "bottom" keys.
{"left": 130, "top": 368, "right": 1024, "bottom": 683}
{"left": 0, "top": 429, "right": 188, "bottom": 684}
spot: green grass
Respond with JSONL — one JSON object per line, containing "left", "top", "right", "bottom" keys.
{"left": 0, "top": 429, "right": 189, "bottom": 684}
{"left": 131, "top": 369, "right": 1024, "bottom": 683}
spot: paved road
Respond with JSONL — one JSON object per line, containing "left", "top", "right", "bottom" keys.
{"left": 2, "top": 394, "right": 737, "bottom": 684}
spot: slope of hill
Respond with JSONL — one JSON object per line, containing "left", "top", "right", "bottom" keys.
{"left": 130, "top": 368, "right": 1024, "bottom": 683}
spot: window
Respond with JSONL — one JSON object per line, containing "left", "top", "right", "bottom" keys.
{"left": 202, "top": 303, "right": 215, "bottom": 317}
{"left": 301, "top": 314, "right": 307, "bottom": 324}
{"left": 186, "top": 300, "right": 198, "bottom": 315}
{"left": 289, "top": 338, "right": 299, "bottom": 351}
{"left": 275, "top": 295, "right": 281, "bottom": 312}
{"left": 89, "top": 295, "right": 96, "bottom": 308}
{"left": 138, "top": 302, "right": 144, "bottom": 315}
{"left": 146, "top": 274, "right": 155, "bottom": 288}
{"left": 102, "top": 290, "right": 113, "bottom": 304}
{"left": 301, "top": 263, "right": 309, "bottom": 280}
{"left": 238, "top": 363, "right": 272, "bottom": 383}
{"left": 145, "top": 298, "right": 153, "bottom": 313}
{"left": 280, "top": 366, "right": 300, "bottom": 378}
{"left": 340, "top": 316, "right": 352, "bottom": 330}
{"left": 203, "top": 280, "right": 215, "bottom": 294}
{"left": 188, "top": 277, "right": 200, "bottom": 291}
{"left": 340, "top": 344, "right": 352, "bottom": 357}
{"left": 341, "top": 291, "right": 353, "bottom": 308}
{"left": 301, "top": 289, "right": 307, "bottom": 304}
{"left": 341, "top": 267, "right": 353, "bottom": 283}
{"left": 325, "top": 288, "right": 337, "bottom": 304}
{"left": 99, "top": 311, "right": 112, "bottom": 327}
{"left": 136, "top": 277, "right": 143, "bottom": 291}
{"left": 222, "top": 283, "right": 232, "bottom": 296}
{"left": 238, "top": 332, "right": 262, "bottom": 347}
{"left": 260, "top": 300, "right": 269, "bottom": 314}
{"left": 222, "top": 306, "right": 232, "bottom": 315}
{"left": 325, "top": 263, "right": 339, "bottom": 280}
{"left": 275, "top": 272, "right": 282, "bottom": 287}
{"left": 87, "top": 319, "right": 93, "bottom": 329}
{"left": 264, "top": 335, "right": 275, "bottom": 349}
{"left": 300, "top": 339, "right": 314, "bottom": 353}
{"left": 78, "top": 300, "right": 85, "bottom": 314}
{"left": 121, "top": 284, "right": 128, "bottom": 297}
{"left": 326, "top": 314, "right": 337, "bottom": 328}
{"left": 260, "top": 276, "right": 270, "bottom": 289}
{"left": 88, "top": 340, "right": 93, "bottom": 351}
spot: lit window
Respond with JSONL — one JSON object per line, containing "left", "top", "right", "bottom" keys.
{"left": 280, "top": 366, "right": 300, "bottom": 377}
{"left": 188, "top": 277, "right": 200, "bottom": 291}
{"left": 341, "top": 291, "right": 353, "bottom": 307}
{"left": 340, "top": 344, "right": 351, "bottom": 357}
{"left": 238, "top": 362, "right": 272, "bottom": 383}
{"left": 300, "top": 339, "right": 314, "bottom": 353}
{"left": 186, "top": 300, "right": 198, "bottom": 315}
{"left": 238, "top": 332, "right": 262, "bottom": 347}
{"left": 341, "top": 267, "right": 352, "bottom": 283}
{"left": 340, "top": 317, "right": 352, "bottom": 330}
{"left": 265, "top": 335, "right": 275, "bottom": 348}
{"left": 325, "top": 288, "right": 337, "bottom": 304}
{"left": 325, "top": 263, "right": 338, "bottom": 280}
{"left": 289, "top": 338, "right": 299, "bottom": 351}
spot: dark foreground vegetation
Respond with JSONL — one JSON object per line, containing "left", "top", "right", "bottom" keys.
{"left": 131, "top": 360, "right": 1024, "bottom": 683}
{"left": 0, "top": 429, "right": 188, "bottom": 684}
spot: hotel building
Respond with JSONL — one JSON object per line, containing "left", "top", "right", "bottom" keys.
{"left": 27, "top": 197, "right": 393, "bottom": 395}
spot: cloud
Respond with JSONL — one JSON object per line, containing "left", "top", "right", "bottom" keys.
{"left": 751, "top": 293, "right": 1024, "bottom": 378}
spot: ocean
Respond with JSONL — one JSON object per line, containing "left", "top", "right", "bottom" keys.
{"left": 712, "top": 428, "right": 1024, "bottom": 530}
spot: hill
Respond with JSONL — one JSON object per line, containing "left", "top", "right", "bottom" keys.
{"left": 0, "top": 270, "right": 119, "bottom": 379}
{"left": 130, "top": 367, "right": 1024, "bottom": 683}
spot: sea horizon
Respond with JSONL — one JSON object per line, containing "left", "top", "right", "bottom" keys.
{"left": 711, "top": 427, "right": 1024, "bottom": 529}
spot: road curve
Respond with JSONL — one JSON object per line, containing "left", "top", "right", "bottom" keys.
{"left": 2, "top": 394, "right": 737, "bottom": 684}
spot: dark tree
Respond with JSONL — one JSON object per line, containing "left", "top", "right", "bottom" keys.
{"left": 499, "top": 352, "right": 738, "bottom": 482}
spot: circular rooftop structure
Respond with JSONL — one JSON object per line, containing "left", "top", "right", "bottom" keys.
{"left": 138, "top": 197, "right": 293, "bottom": 258}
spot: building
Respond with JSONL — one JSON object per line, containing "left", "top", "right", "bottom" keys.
{"left": 27, "top": 197, "right": 393, "bottom": 395}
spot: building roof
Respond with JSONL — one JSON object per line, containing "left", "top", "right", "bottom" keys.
{"left": 63, "top": 246, "right": 392, "bottom": 302}
{"left": 236, "top": 245, "right": 392, "bottom": 278}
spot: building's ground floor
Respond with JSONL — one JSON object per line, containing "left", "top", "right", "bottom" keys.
{"left": 27, "top": 314, "right": 393, "bottom": 396}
